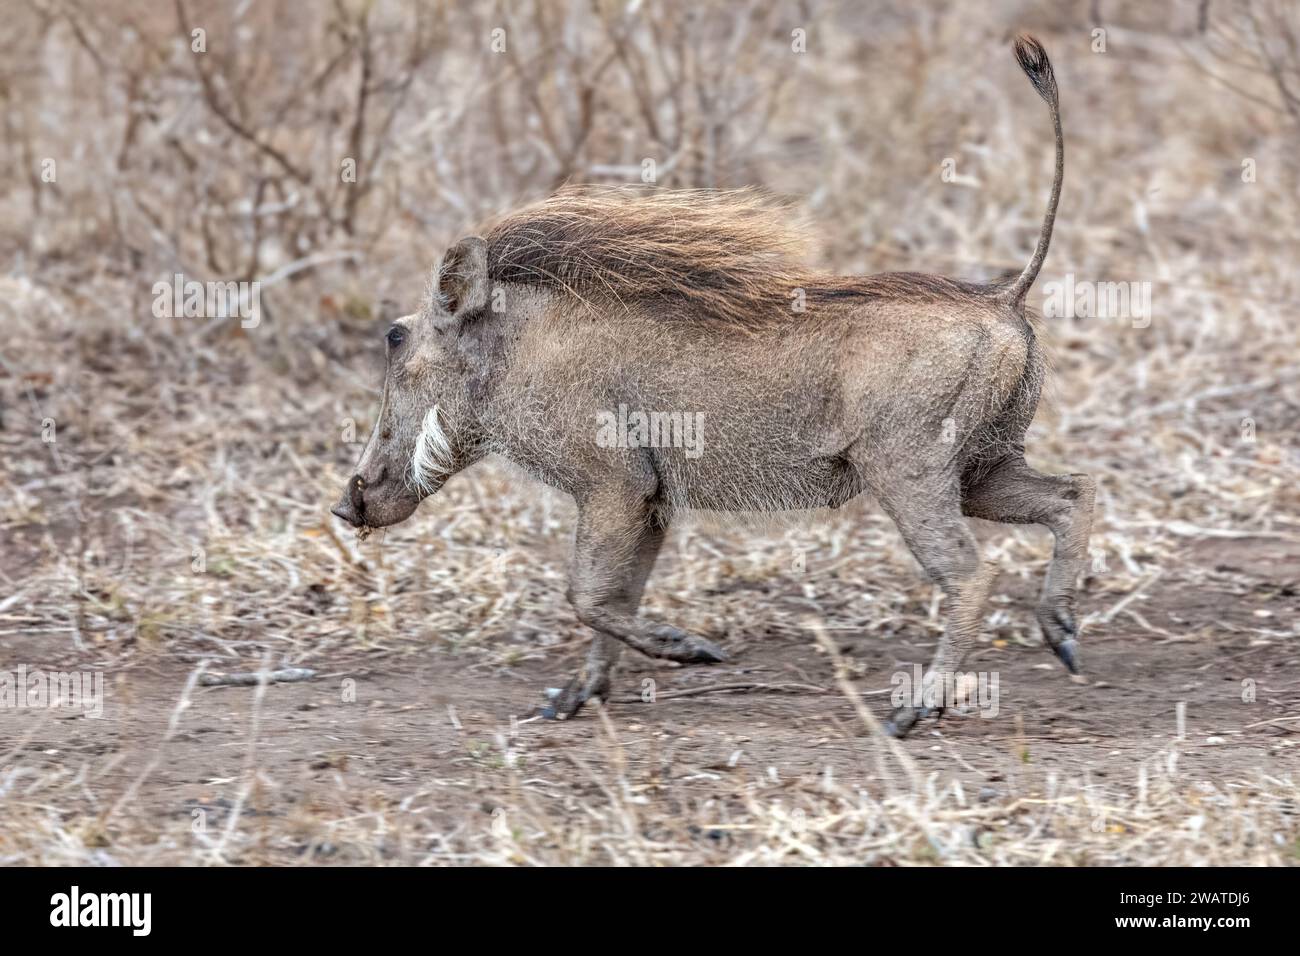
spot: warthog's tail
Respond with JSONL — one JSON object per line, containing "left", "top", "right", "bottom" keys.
{"left": 997, "top": 34, "right": 1062, "bottom": 309}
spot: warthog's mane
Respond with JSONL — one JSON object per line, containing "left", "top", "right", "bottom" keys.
{"left": 482, "top": 187, "right": 997, "bottom": 328}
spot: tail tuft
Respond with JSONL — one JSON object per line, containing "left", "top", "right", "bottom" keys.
{"left": 1013, "top": 34, "right": 1058, "bottom": 107}
{"left": 999, "top": 34, "right": 1064, "bottom": 309}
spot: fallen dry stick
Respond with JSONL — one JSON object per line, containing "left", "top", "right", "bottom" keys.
{"left": 1243, "top": 715, "right": 1300, "bottom": 729}
{"left": 199, "top": 667, "right": 317, "bottom": 687}
{"left": 613, "top": 681, "right": 827, "bottom": 703}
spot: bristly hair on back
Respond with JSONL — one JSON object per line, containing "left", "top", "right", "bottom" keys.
{"left": 481, "top": 186, "right": 993, "bottom": 329}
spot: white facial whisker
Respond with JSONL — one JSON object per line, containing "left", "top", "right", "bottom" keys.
{"left": 411, "top": 405, "right": 454, "bottom": 494}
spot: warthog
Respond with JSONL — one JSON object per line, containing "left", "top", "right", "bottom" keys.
{"left": 332, "top": 36, "right": 1094, "bottom": 736}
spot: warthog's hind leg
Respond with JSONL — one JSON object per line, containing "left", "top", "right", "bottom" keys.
{"left": 961, "top": 455, "right": 1095, "bottom": 674}
{"left": 876, "top": 483, "right": 997, "bottom": 738}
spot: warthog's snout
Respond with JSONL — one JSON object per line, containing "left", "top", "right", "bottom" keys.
{"left": 330, "top": 474, "right": 370, "bottom": 527}
{"left": 331, "top": 463, "right": 394, "bottom": 527}
{"left": 331, "top": 461, "right": 419, "bottom": 529}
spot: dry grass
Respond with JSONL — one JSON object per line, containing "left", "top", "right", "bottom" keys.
{"left": 1, "top": 0, "right": 1298, "bottom": 865}
{"left": 4, "top": 685, "right": 1296, "bottom": 866}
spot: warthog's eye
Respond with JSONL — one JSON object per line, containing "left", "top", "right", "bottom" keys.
{"left": 386, "top": 325, "right": 406, "bottom": 349}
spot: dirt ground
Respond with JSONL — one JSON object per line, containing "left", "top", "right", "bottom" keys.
{"left": 5, "top": 531, "right": 1297, "bottom": 865}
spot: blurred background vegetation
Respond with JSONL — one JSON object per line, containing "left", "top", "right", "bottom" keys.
{"left": 2, "top": 0, "right": 1296, "bottom": 653}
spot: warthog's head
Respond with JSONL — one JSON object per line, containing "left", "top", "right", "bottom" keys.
{"left": 331, "top": 237, "right": 488, "bottom": 530}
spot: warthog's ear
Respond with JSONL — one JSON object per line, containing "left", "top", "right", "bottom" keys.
{"left": 435, "top": 236, "right": 489, "bottom": 321}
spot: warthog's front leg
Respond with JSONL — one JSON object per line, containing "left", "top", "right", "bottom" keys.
{"left": 542, "top": 488, "right": 725, "bottom": 720}
{"left": 543, "top": 521, "right": 664, "bottom": 719}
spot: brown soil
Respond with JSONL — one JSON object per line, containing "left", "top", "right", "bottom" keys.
{"left": 6, "top": 537, "right": 1297, "bottom": 864}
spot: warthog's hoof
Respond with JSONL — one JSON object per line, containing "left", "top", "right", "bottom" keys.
{"left": 883, "top": 704, "right": 939, "bottom": 739}
{"left": 540, "top": 675, "right": 605, "bottom": 720}
{"left": 649, "top": 625, "right": 728, "bottom": 664}
{"left": 675, "top": 635, "right": 728, "bottom": 664}
{"left": 540, "top": 701, "right": 579, "bottom": 720}
{"left": 1038, "top": 606, "right": 1081, "bottom": 675}
{"left": 1053, "top": 637, "right": 1080, "bottom": 675}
